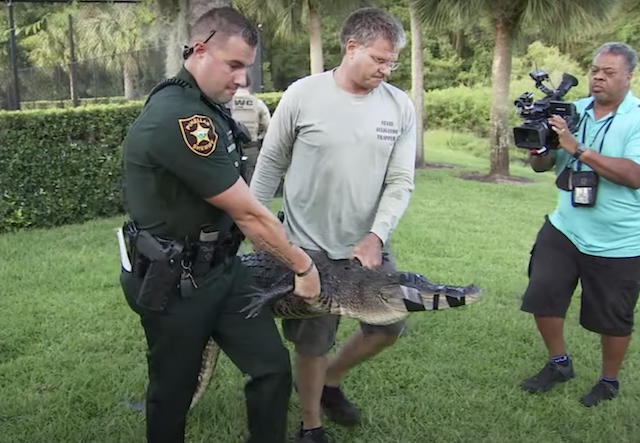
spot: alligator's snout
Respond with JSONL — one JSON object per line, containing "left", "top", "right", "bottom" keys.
{"left": 400, "top": 283, "right": 482, "bottom": 311}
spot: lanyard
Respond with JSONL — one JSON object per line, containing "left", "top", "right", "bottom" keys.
{"left": 575, "top": 110, "right": 616, "bottom": 171}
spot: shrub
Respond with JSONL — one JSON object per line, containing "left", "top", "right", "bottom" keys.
{"left": 256, "top": 92, "right": 282, "bottom": 114}
{"left": 0, "top": 104, "right": 142, "bottom": 232}
{"left": 20, "top": 96, "right": 133, "bottom": 110}
{"left": 0, "top": 80, "right": 595, "bottom": 233}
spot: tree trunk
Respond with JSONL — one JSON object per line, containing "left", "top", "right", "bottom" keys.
{"left": 488, "top": 15, "right": 513, "bottom": 178}
{"left": 123, "top": 54, "right": 136, "bottom": 99}
{"left": 409, "top": 1, "right": 425, "bottom": 168}
{"left": 165, "top": 0, "right": 189, "bottom": 77}
{"left": 68, "top": 68, "right": 78, "bottom": 106}
{"left": 448, "top": 30, "right": 463, "bottom": 57}
{"left": 307, "top": 1, "right": 324, "bottom": 75}
{"left": 164, "top": 0, "right": 231, "bottom": 77}
{"left": 454, "top": 30, "right": 464, "bottom": 57}
{"left": 67, "top": 14, "right": 79, "bottom": 106}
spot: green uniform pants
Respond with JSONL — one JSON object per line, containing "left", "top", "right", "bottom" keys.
{"left": 120, "top": 256, "right": 292, "bottom": 443}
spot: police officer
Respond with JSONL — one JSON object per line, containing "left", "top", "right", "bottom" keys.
{"left": 119, "top": 7, "right": 321, "bottom": 443}
{"left": 228, "top": 75, "right": 271, "bottom": 184}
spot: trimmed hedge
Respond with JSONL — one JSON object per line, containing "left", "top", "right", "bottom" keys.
{"left": 19, "top": 92, "right": 283, "bottom": 113}
{"left": 0, "top": 103, "right": 142, "bottom": 232}
{"left": 0, "top": 82, "right": 583, "bottom": 232}
{"left": 20, "top": 97, "right": 132, "bottom": 110}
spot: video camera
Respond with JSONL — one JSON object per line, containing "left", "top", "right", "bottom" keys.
{"left": 513, "top": 70, "right": 581, "bottom": 150}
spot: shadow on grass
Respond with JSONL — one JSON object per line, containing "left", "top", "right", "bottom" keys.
{"left": 456, "top": 171, "right": 536, "bottom": 185}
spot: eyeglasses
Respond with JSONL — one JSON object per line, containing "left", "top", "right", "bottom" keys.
{"left": 369, "top": 53, "right": 399, "bottom": 71}
{"left": 182, "top": 29, "right": 216, "bottom": 60}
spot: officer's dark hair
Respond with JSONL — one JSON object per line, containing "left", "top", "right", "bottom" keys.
{"left": 190, "top": 7, "right": 259, "bottom": 48}
{"left": 339, "top": 7, "right": 406, "bottom": 53}
{"left": 594, "top": 42, "right": 638, "bottom": 74}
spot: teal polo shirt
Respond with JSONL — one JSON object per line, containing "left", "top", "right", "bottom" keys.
{"left": 548, "top": 90, "right": 640, "bottom": 258}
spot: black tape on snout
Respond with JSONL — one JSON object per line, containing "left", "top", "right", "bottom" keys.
{"left": 400, "top": 286, "right": 426, "bottom": 311}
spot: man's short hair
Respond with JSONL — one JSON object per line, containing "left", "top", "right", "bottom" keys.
{"left": 339, "top": 7, "right": 406, "bottom": 53}
{"left": 190, "top": 7, "right": 258, "bottom": 48}
{"left": 594, "top": 42, "right": 638, "bottom": 74}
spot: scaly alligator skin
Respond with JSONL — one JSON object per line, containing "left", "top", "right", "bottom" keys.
{"left": 188, "top": 252, "right": 482, "bottom": 409}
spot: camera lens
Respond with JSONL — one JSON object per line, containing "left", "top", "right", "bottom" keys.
{"left": 514, "top": 122, "right": 547, "bottom": 150}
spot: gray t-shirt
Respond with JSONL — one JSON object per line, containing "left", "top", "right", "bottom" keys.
{"left": 249, "top": 69, "right": 417, "bottom": 259}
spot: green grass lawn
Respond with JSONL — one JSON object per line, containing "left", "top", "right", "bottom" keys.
{"left": 2, "top": 130, "right": 640, "bottom": 443}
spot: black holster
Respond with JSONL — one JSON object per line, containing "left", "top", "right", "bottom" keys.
{"left": 123, "top": 221, "right": 185, "bottom": 312}
{"left": 187, "top": 223, "right": 246, "bottom": 277}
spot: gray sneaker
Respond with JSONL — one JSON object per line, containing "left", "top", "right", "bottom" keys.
{"left": 521, "top": 359, "right": 575, "bottom": 393}
{"left": 293, "top": 426, "right": 334, "bottom": 443}
{"left": 579, "top": 380, "right": 619, "bottom": 407}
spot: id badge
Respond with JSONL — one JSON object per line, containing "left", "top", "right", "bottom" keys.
{"left": 572, "top": 187, "right": 594, "bottom": 206}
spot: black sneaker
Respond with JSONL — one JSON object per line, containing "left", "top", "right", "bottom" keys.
{"left": 293, "top": 426, "right": 334, "bottom": 443}
{"left": 320, "top": 386, "right": 360, "bottom": 427}
{"left": 521, "top": 360, "right": 575, "bottom": 393}
{"left": 579, "top": 380, "right": 619, "bottom": 407}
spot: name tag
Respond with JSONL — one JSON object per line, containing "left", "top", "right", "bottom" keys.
{"left": 227, "top": 143, "right": 236, "bottom": 153}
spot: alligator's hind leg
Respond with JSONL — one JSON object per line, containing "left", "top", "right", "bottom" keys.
{"left": 240, "top": 274, "right": 295, "bottom": 319}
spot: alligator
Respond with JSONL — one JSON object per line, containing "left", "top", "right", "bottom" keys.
{"left": 188, "top": 251, "right": 482, "bottom": 408}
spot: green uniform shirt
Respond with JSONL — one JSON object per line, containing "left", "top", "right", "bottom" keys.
{"left": 122, "top": 68, "right": 242, "bottom": 240}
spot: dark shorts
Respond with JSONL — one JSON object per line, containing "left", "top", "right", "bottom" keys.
{"left": 521, "top": 217, "right": 640, "bottom": 337}
{"left": 243, "top": 145, "right": 259, "bottom": 185}
{"left": 282, "top": 249, "right": 406, "bottom": 356}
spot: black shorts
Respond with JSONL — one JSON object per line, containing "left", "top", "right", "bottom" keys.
{"left": 282, "top": 249, "right": 406, "bottom": 356}
{"left": 521, "top": 217, "right": 640, "bottom": 337}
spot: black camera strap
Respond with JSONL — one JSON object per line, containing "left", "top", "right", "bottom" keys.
{"left": 575, "top": 110, "right": 616, "bottom": 171}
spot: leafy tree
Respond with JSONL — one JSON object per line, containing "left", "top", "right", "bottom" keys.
{"left": 18, "top": 2, "right": 158, "bottom": 101}
{"left": 157, "top": 0, "right": 232, "bottom": 76}
{"left": 562, "top": 0, "right": 640, "bottom": 93}
{"left": 81, "top": 3, "right": 158, "bottom": 99}
{"left": 414, "top": 0, "right": 614, "bottom": 179}
{"left": 235, "top": 0, "right": 373, "bottom": 75}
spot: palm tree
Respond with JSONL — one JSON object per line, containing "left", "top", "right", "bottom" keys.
{"left": 20, "top": 5, "right": 93, "bottom": 102}
{"left": 83, "top": 2, "right": 158, "bottom": 99}
{"left": 235, "top": 0, "right": 372, "bottom": 75}
{"left": 20, "top": 3, "right": 158, "bottom": 102}
{"left": 414, "top": 0, "right": 614, "bottom": 179}
{"left": 408, "top": 0, "right": 425, "bottom": 168}
{"left": 158, "top": 0, "right": 232, "bottom": 76}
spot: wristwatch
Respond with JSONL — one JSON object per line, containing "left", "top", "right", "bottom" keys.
{"left": 572, "top": 143, "right": 587, "bottom": 160}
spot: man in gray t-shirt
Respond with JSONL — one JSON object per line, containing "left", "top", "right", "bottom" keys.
{"left": 250, "top": 8, "right": 416, "bottom": 443}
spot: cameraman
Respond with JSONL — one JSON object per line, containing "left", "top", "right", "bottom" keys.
{"left": 521, "top": 41, "right": 640, "bottom": 407}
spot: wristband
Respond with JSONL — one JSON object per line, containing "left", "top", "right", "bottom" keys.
{"left": 296, "top": 261, "right": 315, "bottom": 277}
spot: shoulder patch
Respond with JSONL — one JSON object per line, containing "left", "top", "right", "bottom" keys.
{"left": 178, "top": 114, "right": 218, "bottom": 156}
